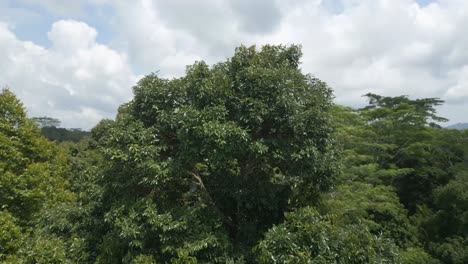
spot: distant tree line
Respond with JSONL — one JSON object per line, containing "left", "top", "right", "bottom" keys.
{"left": 32, "top": 116, "right": 90, "bottom": 143}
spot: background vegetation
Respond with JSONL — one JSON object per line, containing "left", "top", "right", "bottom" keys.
{"left": 1, "top": 45, "right": 467, "bottom": 263}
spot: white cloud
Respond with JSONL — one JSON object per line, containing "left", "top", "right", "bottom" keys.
{"left": 108, "top": 0, "right": 467, "bottom": 103}
{"left": 106, "top": 0, "right": 459, "bottom": 111}
{"left": 0, "top": 20, "right": 138, "bottom": 129}
{"left": 259, "top": 0, "right": 468, "bottom": 119}
{"left": 3, "top": 0, "right": 468, "bottom": 127}
{"left": 48, "top": 20, "right": 98, "bottom": 52}
{"left": 108, "top": 0, "right": 286, "bottom": 77}
{"left": 445, "top": 65, "right": 468, "bottom": 103}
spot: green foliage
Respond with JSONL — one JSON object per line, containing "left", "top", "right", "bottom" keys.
{"left": 357, "top": 93, "right": 451, "bottom": 211}
{"left": 432, "top": 172, "right": 468, "bottom": 239}
{"left": 256, "top": 206, "right": 400, "bottom": 263}
{"left": 0, "top": 210, "right": 22, "bottom": 258}
{"left": 400, "top": 247, "right": 440, "bottom": 264}
{"left": 430, "top": 236, "right": 468, "bottom": 264}
{"left": 80, "top": 44, "right": 339, "bottom": 261}
{"left": 413, "top": 171, "right": 468, "bottom": 264}
{"left": 22, "top": 235, "right": 68, "bottom": 264}
{"left": 31, "top": 116, "right": 90, "bottom": 143}
{"left": 3, "top": 46, "right": 468, "bottom": 263}
{"left": 40, "top": 126, "right": 90, "bottom": 143}
{"left": 0, "top": 88, "right": 73, "bottom": 261}
{"left": 333, "top": 97, "right": 468, "bottom": 263}
{"left": 22, "top": 138, "right": 107, "bottom": 263}
{"left": 324, "top": 182, "right": 417, "bottom": 248}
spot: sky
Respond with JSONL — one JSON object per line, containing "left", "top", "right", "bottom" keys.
{"left": 1, "top": 0, "right": 468, "bottom": 129}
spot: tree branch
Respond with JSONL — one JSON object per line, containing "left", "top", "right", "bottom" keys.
{"left": 191, "top": 172, "right": 235, "bottom": 228}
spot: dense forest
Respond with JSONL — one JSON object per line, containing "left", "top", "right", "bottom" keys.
{"left": 1, "top": 45, "right": 467, "bottom": 263}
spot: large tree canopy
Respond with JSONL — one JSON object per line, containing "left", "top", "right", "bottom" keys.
{"left": 87, "top": 45, "right": 339, "bottom": 261}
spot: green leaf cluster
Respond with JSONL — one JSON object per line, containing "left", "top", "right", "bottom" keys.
{"left": 0, "top": 88, "right": 74, "bottom": 262}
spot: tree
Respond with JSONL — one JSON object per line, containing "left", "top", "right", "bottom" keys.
{"left": 323, "top": 182, "right": 417, "bottom": 248}
{"left": 0, "top": 210, "right": 22, "bottom": 259}
{"left": 40, "top": 126, "right": 90, "bottom": 142}
{"left": 356, "top": 94, "right": 450, "bottom": 211}
{"left": 332, "top": 98, "right": 468, "bottom": 263}
{"left": 416, "top": 171, "right": 468, "bottom": 264}
{"left": 256, "top": 206, "right": 400, "bottom": 263}
{"left": 0, "top": 88, "right": 73, "bottom": 261}
{"left": 83, "top": 45, "right": 339, "bottom": 261}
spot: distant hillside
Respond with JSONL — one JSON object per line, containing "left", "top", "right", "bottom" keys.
{"left": 40, "top": 126, "right": 90, "bottom": 142}
{"left": 446, "top": 123, "right": 468, "bottom": 130}
{"left": 32, "top": 116, "right": 90, "bottom": 142}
